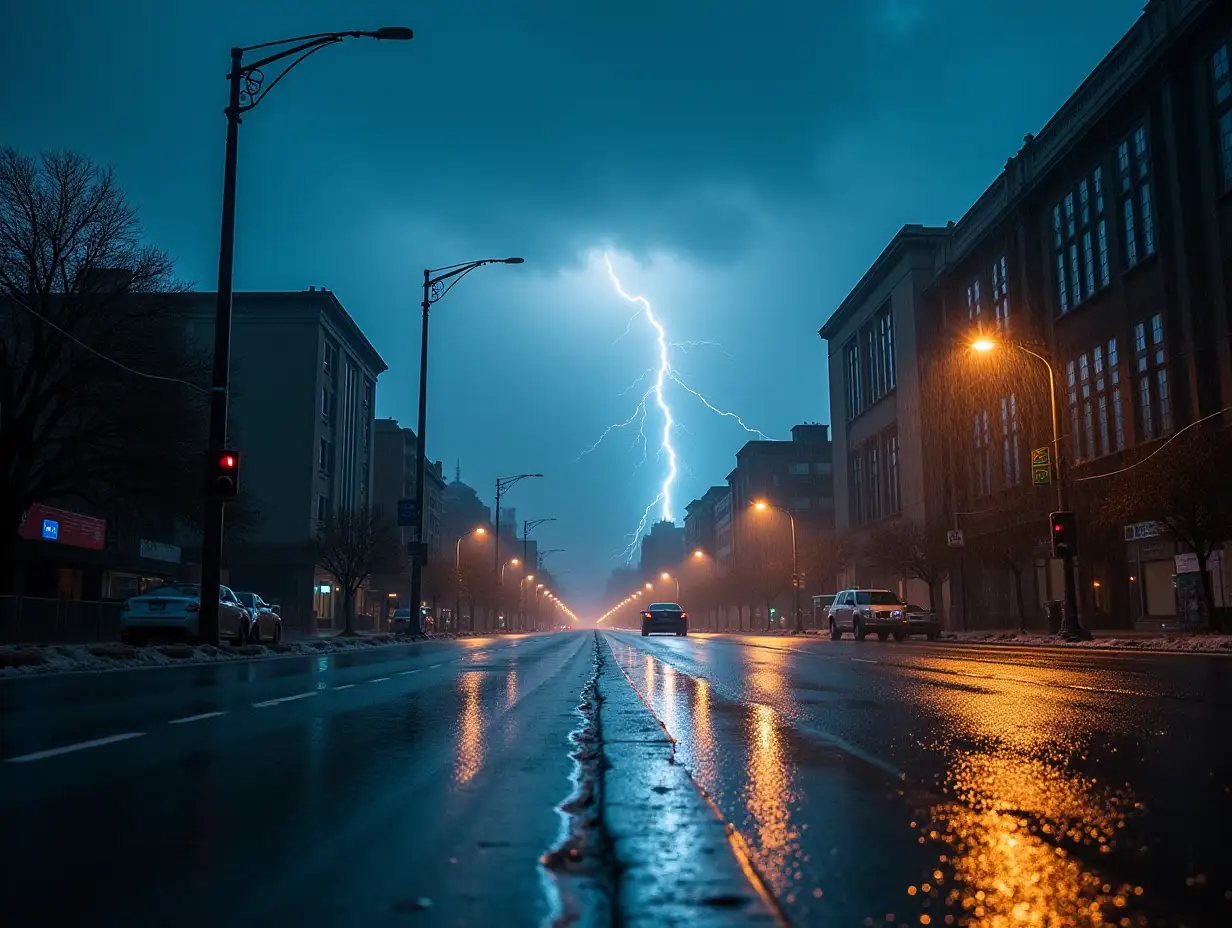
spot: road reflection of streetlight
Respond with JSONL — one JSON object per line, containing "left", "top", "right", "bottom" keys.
{"left": 915, "top": 668, "right": 1140, "bottom": 924}
{"left": 506, "top": 669, "right": 518, "bottom": 708}
{"left": 659, "top": 661, "right": 678, "bottom": 732}
{"left": 454, "top": 671, "right": 485, "bottom": 784}
{"left": 692, "top": 678, "right": 715, "bottom": 786}
{"left": 745, "top": 703, "right": 793, "bottom": 892}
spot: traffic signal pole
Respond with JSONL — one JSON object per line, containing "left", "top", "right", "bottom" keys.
{"left": 1044, "top": 358, "right": 1088, "bottom": 641}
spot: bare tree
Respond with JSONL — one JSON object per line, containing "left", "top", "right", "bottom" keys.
{"left": 1096, "top": 423, "right": 1232, "bottom": 630}
{"left": 865, "top": 518, "right": 951, "bottom": 610}
{"left": 314, "top": 504, "right": 402, "bottom": 636}
{"left": 0, "top": 148, "right": 204, "bottom": 590}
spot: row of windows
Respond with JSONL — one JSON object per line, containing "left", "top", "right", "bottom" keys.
{"left": 968, "top": 255, "right": 1011, "bottom": 332}
{"left": 972, "top": 393, "right": 1023, "bottom": 498}
{"left": 849, "top": 431, "right": 901, "bottom": 526}
{"left": 843, "top": 303, "right": 896, "bottom": 419}
{"left": 786, "top": 461, "right": 833, "bottom": 476}
{"left": 1052, "top": 122, "right": 1156, "bottom": 314}
{"left": 1065, "top": 313, "right": 1171, "bottom": 464}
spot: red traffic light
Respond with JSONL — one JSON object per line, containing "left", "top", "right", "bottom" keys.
{"left": 220, "top": 454, "right": 236, "bottom": 470}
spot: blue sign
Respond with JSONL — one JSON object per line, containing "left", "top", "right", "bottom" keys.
{"left": 41, "top": 519, "right": 60, "bottom": 541}
{"left": 397, "top": 499, "right": 419, "bottom": 527}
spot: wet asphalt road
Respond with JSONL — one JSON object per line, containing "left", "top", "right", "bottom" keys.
{"left": 2, "top": 631, "right": 1229, "bottom": 927}
{"left": 607, "top": 632, "right": 1232, "bottom": 927}
{"left": 1, "top": 633, "right": 595, "bottom": 928}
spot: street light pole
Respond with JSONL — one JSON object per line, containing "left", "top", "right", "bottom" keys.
{"left": 406, "top": 258, "right": 524, "bottom": 635}
{"left": 752, "top": 500, "right": 802, "bottom": 633}
{"left": 493, "top": 475, "right": 543, "bottom": 621}
{"left": 197, "top": 27, "right": 412, "bottom": 645}
{"left": 974, "top": 340, "right": 1088, "bottom": 641}
{"left": 521, "top": 518, "right": 555, "bottom": 630}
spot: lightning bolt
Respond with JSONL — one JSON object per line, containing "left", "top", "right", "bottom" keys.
{"left": 579, "top": 252, "right": 771, "bottom": 562}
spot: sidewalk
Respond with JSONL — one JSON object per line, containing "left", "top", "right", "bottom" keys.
{"left": 945, "top": 629, "right": 1232, "bottom": 652}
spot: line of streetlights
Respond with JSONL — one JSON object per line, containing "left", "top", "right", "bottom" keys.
{"left": 191, "top": 22, "right": 551, "bottom": 641}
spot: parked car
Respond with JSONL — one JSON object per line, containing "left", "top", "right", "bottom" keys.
{"left": 903, "top": 603, "right": 941, "bottom": 640}
{"left": 119, "top": 582, "right": 253, "bottom": 645}
{"left": 235, "top": 592, "right": 282, "bottom": 644}
{"left": 390, "top": 607, "right": 413, "bottom": 634}
{"left": 827, "top": 589, "right": 910, "bottom": 641}
{"left": 641, "top": 602, "right": 688, "bottom": 637}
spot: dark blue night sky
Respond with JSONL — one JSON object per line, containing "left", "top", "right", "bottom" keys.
{"left": 0, "top": 0, "right": 1144, "bottom": 607}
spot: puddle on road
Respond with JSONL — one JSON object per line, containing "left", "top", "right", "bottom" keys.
{"left": 606, "top": 637, "right": 1189, "bottom": 927}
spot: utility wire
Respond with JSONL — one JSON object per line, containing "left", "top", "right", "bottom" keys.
{"left": 1071, "top": 406, "right": 1232, "bottom": 482}
{"left": 7, "top": 296, "right": 209, "bottom": 396}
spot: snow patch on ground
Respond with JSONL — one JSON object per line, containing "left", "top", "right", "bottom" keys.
{"left": 0, "top": 633, "right": 443, "bottom": 677}
{"left": 947, "top": 631, "right": 1232, "bottom": 652}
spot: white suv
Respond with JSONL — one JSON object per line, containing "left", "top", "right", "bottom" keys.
{"left": 827, "top": 589, "right": 910, "bottom": 641}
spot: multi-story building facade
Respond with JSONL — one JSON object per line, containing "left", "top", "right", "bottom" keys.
{"left": 822, "top": 0, "right": 1232, "bottom": 629}
{"left": 820, "top": 227, "right": 952, "bottom": 605}
{"left": 684, "top": 486, "right": 729, "bottom": 559}
{"left": 726, "top": 424, "right": 837, "bottom": 562}
{"left": 182, "top": 288, "right": 386, "bottom": 631}
{"left": 372, "top": 418, "right": 446, "bottom": 558}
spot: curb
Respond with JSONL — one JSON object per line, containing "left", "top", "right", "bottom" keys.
{"left": 595, "top": 638, "right": 782, "bottom": 927}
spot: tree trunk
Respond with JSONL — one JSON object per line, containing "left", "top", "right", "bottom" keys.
{"left": 765, "top": 599, "right": 772, "bottom": 631}
{"left": 1196, "top": 551, "right": 1219, "bottom": 632}
{"left": 926, "top": 579, "right": 937, "bottom": 612}
{"left": 342, "top": 588, "right": 356, "bottom": 636}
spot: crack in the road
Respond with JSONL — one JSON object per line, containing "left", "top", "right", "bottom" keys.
{"left": 540, "top": 632, "right": 616, "bottom": 927}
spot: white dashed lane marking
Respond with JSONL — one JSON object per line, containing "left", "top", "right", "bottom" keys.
{"left": 332, "top": 684, "right": 356, "bottom": 691}
{"left": 6, "top": 732, "right": 146, "bottom": 764}
{"left": 398, "top": 669, "right": 422, "bottom": 676}
{"left": 369, "top": 677, "right": 390, "bottom": 683}
{"left": 252, "top": 692, "right": 317, "bottom": 708}
{"left": 851, "top": 658, "right": 878, "bottom": 664}
{"left": 168, "top": 711, "right": 227, "bottom": 725}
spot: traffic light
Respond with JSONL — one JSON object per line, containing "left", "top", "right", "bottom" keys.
{"left": 207, "top": 449, "right": 241, "bottom": 500}
{"left": 1049, "top": 510, "right": 1076, "bottom": 558}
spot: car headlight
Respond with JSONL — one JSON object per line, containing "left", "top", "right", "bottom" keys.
{"left": 891, "top": 609, "right": 904, "bottom": 618}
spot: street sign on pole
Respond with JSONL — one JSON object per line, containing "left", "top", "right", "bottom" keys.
{"left": 1032, "top": 465, "right": 1052, "bottom": 485}
{"left": 397, "top": 499, "right": 419, "bottom": 527}
{"left": 1031, "top": 446, "right": 1051, "bottom": 467}
{"left": 947, "top": 529, "right": 965, "bottom": 548}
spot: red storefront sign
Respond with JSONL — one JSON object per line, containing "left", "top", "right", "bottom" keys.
{"left": 18, "top": 504, "right": 107, "bottom": 550}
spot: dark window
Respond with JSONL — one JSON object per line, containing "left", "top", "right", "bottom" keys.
{"left": 885, "top": 432, "right": 901, "bottom": 514}
{"left": 321, "top": 387, "right": 333, "bottom": 422}
{"left": 1000, "top": 394, "right": 1021, "bottom": 485}
{"left": 316, "top": 494, "right": 329, "bottom": 522}
{"left": 1134, "top": 314, "right": 1172, "bottom": 440}
{"left": 323, "top": 341, "right": 336, "bottom": 377}
{"left": 318, "top": 438, "right": 331, "bottom": 473}
{"left": 1214, "top": 43, "right": 1232, "bottom": 189}
{"left": 1117, "top": 125, "right": 1155, "bottom": 268}
{"left": 973, "top": 410, "right": 991, "bottom": 497}
{"left": 844, "top": 341, "right": 862, "bottom": 418}
{"left": 787, "top": 462, "right": 810, "bottom": 476}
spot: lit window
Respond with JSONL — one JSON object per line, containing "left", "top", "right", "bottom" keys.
{"left": 1000, "top": 394, "right": 1021, "bottom": 486}
{"left": 1054, "top": 167, "right": 1107, "bottom": 312}
{"left": 992, "top": 256, "right": 1010, "bottom": 331}
{"left": 1134, "top": 314, "right": 1169, "bottom": 440}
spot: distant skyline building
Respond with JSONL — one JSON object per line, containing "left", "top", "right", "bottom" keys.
{"left": 639, "top": 520, "right": 685, "bottom": 576}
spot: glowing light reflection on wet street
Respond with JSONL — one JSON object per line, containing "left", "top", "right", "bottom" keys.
{"left": 605, "top": 632, "right": 1231, "bottom": 927}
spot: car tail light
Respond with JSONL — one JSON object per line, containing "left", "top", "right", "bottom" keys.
{"left": 681, "top": 612, "right": 688, "bottom": 619}
{"left": 641, "top": 611, "right": 651, "bottom": 619}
